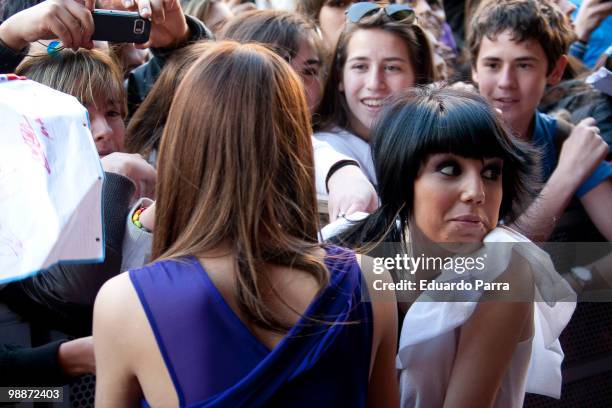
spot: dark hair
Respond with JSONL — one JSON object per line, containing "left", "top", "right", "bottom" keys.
{"left": 315, "top": 8, "right": 436, "bottom": 132}
{"left": 467, "top": 0, "right": 574, "bottom": 74}
{"left": 153, "top": 41, "right": 326, "bottom": 333}
{"left": 221, "top": 10, "right": 328, "bottom": 114}
{"left": 295, "top": 0, "right": 326, "bottom": 24}
{"left": 221, "top": 10, "right": 325, "bottom": 64}
{"left": 337, "top": 86, "right": 539, "bottom": 247}
{"left": 125, "top": 42, "right": 210, "bottom": 159}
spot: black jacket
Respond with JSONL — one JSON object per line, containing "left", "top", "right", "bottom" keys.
{"left": 126, "top": 14, "right": 213, "bottom": 116}
{"left": 0, "top": 173, "right": 134, "bottom": 336}
{"left": 0, "top": 340, "right": 71, "bottom": 386}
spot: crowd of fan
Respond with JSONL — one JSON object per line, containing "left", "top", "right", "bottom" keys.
{"left": 0, "top": 0, "right": 611, "bottom": 406}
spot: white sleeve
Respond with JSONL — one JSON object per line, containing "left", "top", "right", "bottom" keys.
{"left": 121, "top": 198, "right": 154, "bottom": 272}
{"left": 312, "top": 136, "right": 354, "bottom": 198}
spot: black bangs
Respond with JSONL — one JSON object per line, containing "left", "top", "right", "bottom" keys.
{"left": 334, "top": 85, "right": 540, "bottom": 250}
{"left": 372, "top": 86, "right": 527, "bottom": 173}
{"left": 370, "top": 86, "right": 539, "bottom": 224}
{"left": 417, "top": 92, "right": 519, "bottom": 165}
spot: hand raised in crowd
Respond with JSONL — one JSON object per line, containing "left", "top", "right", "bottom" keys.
{"left": 0, "top": 0, "right": 95, "bottom": 51}
{"left": 104, "top": 0, "right": 190, "bottom": 48}
{"left": 574, "top": 0, "right": 612, "bottom": 43}
{"left": 101, "top": 152, "right": 157, "bottom": 200}
{"left": 327, "top": 165, "right": 378, "bottom": 222}
{"left": 556, "top": 117, "right": 608, "bottom": 187}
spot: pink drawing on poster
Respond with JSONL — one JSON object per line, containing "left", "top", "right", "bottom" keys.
{"left": 20, "top": 116, "right": 51, "bottom": 174}
{"left": 35, "top": 118, "right": 52, "bottom": 139}
{"left": 0, "top": 224, "right": 23, "bottom": 259}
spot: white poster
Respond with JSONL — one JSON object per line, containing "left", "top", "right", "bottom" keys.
{"left": 0, "top": 76, "right": 104, "bottom": 284}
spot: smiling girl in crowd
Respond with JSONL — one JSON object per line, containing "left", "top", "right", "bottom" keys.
{"left": 314, "top": 2, "right": 435, "bottom": 185}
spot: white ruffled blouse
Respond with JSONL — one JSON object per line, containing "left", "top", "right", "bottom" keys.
{"left": 397, "top": 226, "right": 577, "bottom": 407}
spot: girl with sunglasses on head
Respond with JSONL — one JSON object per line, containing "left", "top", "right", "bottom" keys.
{"left": 327, "top": 86, "right": 576, "bottom": 407}
{"left": 314, "top": 2, "right": 436, "bottom": 186}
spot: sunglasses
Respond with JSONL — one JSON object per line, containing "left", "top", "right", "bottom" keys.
{"left": 345, "top": 3, "right": 416, "bottom": 24}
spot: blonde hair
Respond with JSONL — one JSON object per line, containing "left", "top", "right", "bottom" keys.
{"left": 16, "top": 48, "right": 126, "bottom": 116}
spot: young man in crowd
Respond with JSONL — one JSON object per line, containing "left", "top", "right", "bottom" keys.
{"left": 468, "top": 0, "right": 612, "bottom": 242}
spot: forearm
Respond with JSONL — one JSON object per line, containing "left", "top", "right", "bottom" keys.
{"left": 0, "top": 23, "right": 29, "bottom": 73}
{"left": 0, "top": 340, "right": 72, "bottom": 386}
{"left": 312, "top": 137, "right": 354, "bottom": 196}
{"left": 581, "top": 179, "right": 612, "bottom": 241}
{"left": 511, "top": 171, "right": 577, "bottom": 242}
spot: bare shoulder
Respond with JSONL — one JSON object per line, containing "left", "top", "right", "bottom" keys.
{"left": 356, "top": 254, "right": 396, "bottom": 302}
{"left": 94, "top": 272, "right": 140, "bottom": 322}
{"left": 93, "top": 272, "right": 148, "bottom": 406}
{"left": 355, "top": 253, "right": 397, "bottom": 351}
{"left": 93, "top": 272, "right": 146, "bottom": 354}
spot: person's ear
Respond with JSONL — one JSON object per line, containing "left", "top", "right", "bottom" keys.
{"left": 471, "top": 65, "right": 479, "bottom": 87}
{"left": 547, "top": 55, "right": 568, "bottom": 86}
{"left": 339, "top": 79, "right": 344, "bottom": 92}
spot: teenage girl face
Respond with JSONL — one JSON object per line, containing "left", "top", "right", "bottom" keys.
{"left": 412, "top": 153, "right": 504, "bottom": 243}
{"left": 340, "top": 28, "right": 415, "bottom": 140}
{"left": 290, "top": 37, "right": 324, "bottom": 113}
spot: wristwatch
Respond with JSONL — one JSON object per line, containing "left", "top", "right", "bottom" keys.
{"left": 570, "top": 266, "right": 593, "bottom": 290}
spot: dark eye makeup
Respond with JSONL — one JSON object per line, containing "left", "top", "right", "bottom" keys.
{"left": 430, "top": 155, "right": 503, "bottom": 181}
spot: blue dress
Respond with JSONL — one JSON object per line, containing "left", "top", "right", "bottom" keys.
{"left": 129, "top": 246, "right": 373, "bottom": 407}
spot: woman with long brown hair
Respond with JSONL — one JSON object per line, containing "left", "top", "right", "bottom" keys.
{"left": 125, "top": 10, "right": 379, "bottom": 221}
{"left": 93, "top": 41, "right": 398, "bottom": 407}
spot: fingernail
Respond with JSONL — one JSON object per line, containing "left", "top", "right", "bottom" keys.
{"left": 122, "top": 0, "right": 133, "bottom": 7}
{"left": 141, "top": 7, "right": 150, "bottom": 15}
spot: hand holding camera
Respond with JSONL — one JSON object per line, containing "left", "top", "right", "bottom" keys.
{"left": 0, "top": 0, "right": 95, "bottom": 51}
{"left": 100, "top": 0, "right": 190, "bottom": 48}
{"left": 0, "top": 0, "right": 188, "bottom": 54}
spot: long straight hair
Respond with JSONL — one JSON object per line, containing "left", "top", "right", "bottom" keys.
{"left": 153, "top": 41, "right": 328, "bottom": 333}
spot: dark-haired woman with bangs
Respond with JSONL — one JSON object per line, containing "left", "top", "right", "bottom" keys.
{"left": 326, "top": 86, "right": 576, "bottom": 407}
